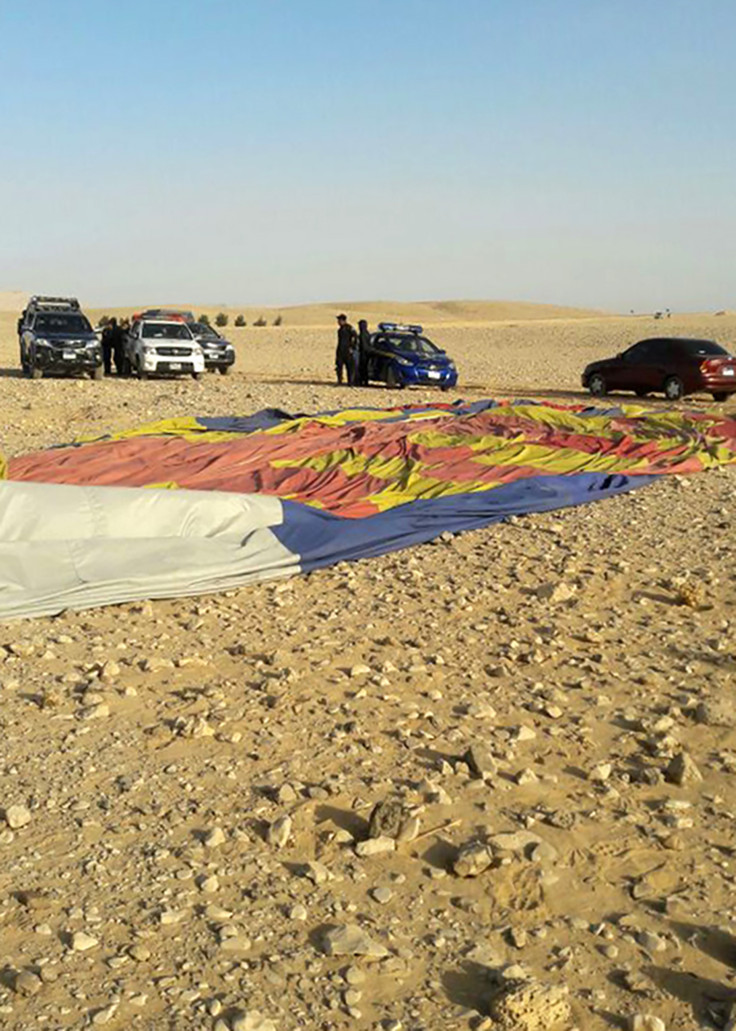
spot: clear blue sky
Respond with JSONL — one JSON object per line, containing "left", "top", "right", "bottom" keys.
{"left": 1, "top": 0, "right": 734, "bottom": 311}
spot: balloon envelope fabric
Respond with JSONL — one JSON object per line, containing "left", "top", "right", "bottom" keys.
{"left": 1, "top": 399, "right": 735, "bottom": 618}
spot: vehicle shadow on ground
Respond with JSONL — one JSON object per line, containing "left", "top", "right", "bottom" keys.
{"left": 0, "top": 367, "right": 24, "bottom": 378}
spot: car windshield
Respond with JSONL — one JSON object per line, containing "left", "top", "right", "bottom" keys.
{"left": 388, "top": 335, "right": 440, "bottom": 356}
{"left": 142, "top": 323, "right": 192, "bottom": 340}
{"left": 190, "top": 323, "right": 219, "bottom": 338}
{"left": 678, "top": 339, "right": 729, "bottom": 357}
{"left": 35, "top": 314, "right": 91, "bottom": 334}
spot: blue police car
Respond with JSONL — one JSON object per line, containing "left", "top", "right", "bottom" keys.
{"left": 367, "top": 323, "right": 458, "bottom": 391}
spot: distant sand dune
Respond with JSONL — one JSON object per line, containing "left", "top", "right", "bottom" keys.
{"left": 0, "top": 293, "right": 607, "bottom": 325}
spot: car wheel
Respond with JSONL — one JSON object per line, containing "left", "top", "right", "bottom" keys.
{"left": 634, "top": 388, "right": 648, "bottom": 397}
{"left": 663, "top": 375, "right": 684, "bottom": 401}
{"left": 30, "top": 360, "right": 42, "bottom": 380}
{"left": 588, "top": 372, "right": 606, "bottom": 397}
{"left": 218, "top": 366, "right": 230, "bottom": 376}
{"left": 192, "top": 371, "right": 204, "bottom": 381}
{"left": 92, "top": 366, "right": 104, "bottom": 381}
{"left": 440, "top": 384, "right": 451, "bottom": 392}
{"left": 137, "top": 359, "right": 148, "bottom": 381}
{"left": 711, "top": 392, "right": 732, "bottom": 402}
{"left": 386, "top": 367, "right": 403, "bottom": 389}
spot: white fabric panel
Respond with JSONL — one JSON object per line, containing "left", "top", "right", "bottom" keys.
{"left": 0, "top": 482, "right": 298, "bottom": 619}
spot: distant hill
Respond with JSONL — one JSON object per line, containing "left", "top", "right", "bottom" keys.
{"left": 0, "top": 291, "right": 607, "bottom": 323}
{"left": 68, "top": 297, "right": 606, "bottom": 326}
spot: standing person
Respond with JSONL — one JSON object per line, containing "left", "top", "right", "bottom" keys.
{"left": 357, "top": 319, "right": 371, "bottom": 386}
{"left": 335, "top": 313, "right": 357, "bottom": 385}
{"left": 101, "top": 317, "right": 117, "bottom": 376}
{"left": 114, "top": 319, "right": 129, "bottom": 375}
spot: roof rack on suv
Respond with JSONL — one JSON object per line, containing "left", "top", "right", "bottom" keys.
{"left": 28, "top": 296, "right": 80, "bottom": 312}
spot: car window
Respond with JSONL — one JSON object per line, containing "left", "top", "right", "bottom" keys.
{"left": 677, "top": 339, "right": 729, "bottom": 357}
{"left": 34, "top": 314, "right": 92, "bottom": 334}
{"left": 191, "top": 323, "right": 218, "bottom": 338}
{"left": 387, "top": 335, "right": 440, "bottom": 356}
{"left": 141, "top": 323, "right": 191, "bottom": 340}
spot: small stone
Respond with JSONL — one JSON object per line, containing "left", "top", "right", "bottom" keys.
{"left": 515, "top": 767, "right": 539, "bottom": 785}
{"left": 128, "top": 944, "right": 151, "bottom": 961}
{"left": 14, "top": 970, "right": 42, "bottom": 996}
{"left": 589, "top": 762, "right": 613, "bottom": 783}
{"left": 322, "top": 923, "right": 389, "bottom": 958}
{"left": 371, "top": 885, "right": 393, "bottom": 904}
{"left": 368, "top": 797, "right": 411, "bottom": 840}
{"left": 204, "top": 826, "right": 227, "bottom": 848}
{"left": 355, "top": 836, "right": 396, "bottom": 857}
{"left": 665, "top": 752, "right": 702, "bottom": 787}
{"left": 350, "top": 664, "right": 371, "bottom": 678}
{"left": 160, "top": 909, "right": 188, "bottom": 926}
{"left": 303, "top": 861, "right": 331, "bottom": 884}
{"left": 219, "top": 933, "right": 251, "bottom": 952}
{"left": 345, "top": 965, "right": 366, "bottom": 986}
{"left": 629, "top": 1016, "right": 666, "bottom": 1031}
{"left": 289, "top": 903, "right": 307, "bottom": 921}
{"left": 92, "top": 1003, "right": 118, "bottom": 1025}
{"left": 4, "top": 804, "right": 32, "bottom": 829}
{"left": 490, "top": 979, "right": 571, "bottom": 1030}
{"left": 515, "top": 725, "right": 537, "bottom": 742}
{"left": 536, "top": 581, "right": 576, "bottom": 604}
{"left": 453, "top": 840, "right": 494, "bottom": 878}
{"left": 465, "top": 741, "right": 498, "bottom": 779}
{"left": 637, "top": 931, "right": 667, "bottom": 953}
{"left": 198, "top": 874, "right": 220, "bottom": 893}
{"left": 230, "top": 1010, "right": 277, "bottom": 1031}
{"left": 266, "top": 815, "right": 292, "bottom": 850}
{"left": 71, "top": 931, "right": 99, "bottom": 952}
{"left": 82, "top": 702, "right": 110, "bottom": 720}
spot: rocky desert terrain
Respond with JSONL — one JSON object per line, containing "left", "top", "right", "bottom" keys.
{"left": 0, "top": 304, "right": 735, "bottom": 1031}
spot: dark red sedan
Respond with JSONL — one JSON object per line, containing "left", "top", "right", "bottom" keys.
{"left": 582, "top": 337, "right": 736, "bottom": 401}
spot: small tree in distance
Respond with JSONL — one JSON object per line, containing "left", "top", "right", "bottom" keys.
{"left": 234, "top": 314, "right": 246, "bottom": 327}
{"left": 199, "top": 313, "right": 210, "bottom": 325}
{"left": 273, "top": 314, "right": 283, "bottom": 326}
{"left": 215, "top": 312, "right": 229, "bottom": 327}
{"left": 253, "top": 316, "right": 267, "bottom": 327}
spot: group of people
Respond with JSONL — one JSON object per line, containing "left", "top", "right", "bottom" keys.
{"left": 335, "top": 313, "right": 372, "bottom": 386}
{"left": 100, "top": 317, "right": 131, "bottom": 376}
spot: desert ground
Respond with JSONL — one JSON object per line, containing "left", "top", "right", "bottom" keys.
{"left": 0, "top": 301, "right": 735, "bottom": 1031}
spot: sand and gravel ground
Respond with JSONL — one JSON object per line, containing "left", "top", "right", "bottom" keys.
{"left": 0, "top": 308, "right": 735, "bottom": 1031}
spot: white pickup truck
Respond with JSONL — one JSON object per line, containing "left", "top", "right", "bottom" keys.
{"left": 124, "top": 318, "right": 206, "bottom": 380}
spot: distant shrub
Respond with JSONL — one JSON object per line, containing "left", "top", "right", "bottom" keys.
{"left": 253, "top": 316, "right": 267, "bottom": 327}
{"left": 273, "top": 314, "right": 283, "bottom": 326}
{"left": 215, "top": 312, "right": 229, "bottom": 327}
{"left": 199, "top": 313, "right": 210, "bottom": 325}
{"left": 234, "top": 314, "right": 246, "bottom": 327}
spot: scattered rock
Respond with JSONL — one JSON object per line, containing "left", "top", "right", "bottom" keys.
{"left": 266, "top": 814, "right": 292, "bottom": 849}
{"left": 70, "top": 931, "right": 99, "bottom": 952}
{"left": 453, "top": 841, "right": 494, "bottom": 878}
{"left": 490, "top": 979, "right": 571, "bottom": 1030}
{"left": 321, "top": 923, "right": 389, "bottom": 958}
{"left": 4, "top": 803, "right": 32, "bottom": 829}
{"left": 665, "top": 752, "right": 703, "bottom": 787}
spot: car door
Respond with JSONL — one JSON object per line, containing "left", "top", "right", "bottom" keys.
{"left": 618, "top": 341, "right": 657, "bottom": 391}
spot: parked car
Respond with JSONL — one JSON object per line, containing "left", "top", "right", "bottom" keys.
{"left": 582, "top": 337, "right": 736, "bottom": 402}
{"left": 124, "top": 318, "right": 205, "bottom": 380}
{"left": 189, "top": 322, "right": 236, "bottom": 374}
{"left": 19, "top": 296, "right": 103, "bottom": 380}
{"left": 367, "top": 323, "right": 458, "bottom": 390}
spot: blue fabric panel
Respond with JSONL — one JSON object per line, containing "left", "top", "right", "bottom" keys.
{"left": 273, "top": 472, "right": 655, "bottom": 570}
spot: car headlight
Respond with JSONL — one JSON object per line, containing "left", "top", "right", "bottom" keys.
{"left": 35, "top": 338, "right": 49, "bottom": 347}
{"left": 448, "top": 361, "right": 456, "bottom": 370}
{"left": 395, "top": 356, "right": 413, "bottom": 367}
{"left": 193, "top": 345, "right": 204, "bottom": 356}
{"left": 142, "top": 345, "right": 156, "bottom": 355}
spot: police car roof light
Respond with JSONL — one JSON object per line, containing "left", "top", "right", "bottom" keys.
{"left": 377, "top": 322, "right": 423, "bottom": 334}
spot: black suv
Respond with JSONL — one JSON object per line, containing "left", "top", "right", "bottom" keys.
{"left": 19, "top": 296, "right": 103, "bottom": 379}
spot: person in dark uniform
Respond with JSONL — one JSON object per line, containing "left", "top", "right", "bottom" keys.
{"left": 101, "top": 317, "right": 118, "bottom": 375}
{"left": 357, "top": 319, "right": 371, "bottom": 386}
{"left": 114, "top": 319, "right": 129, "bottom": 375}
{"left": 335, "top": 313, "right": 357, "bottom": 385}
